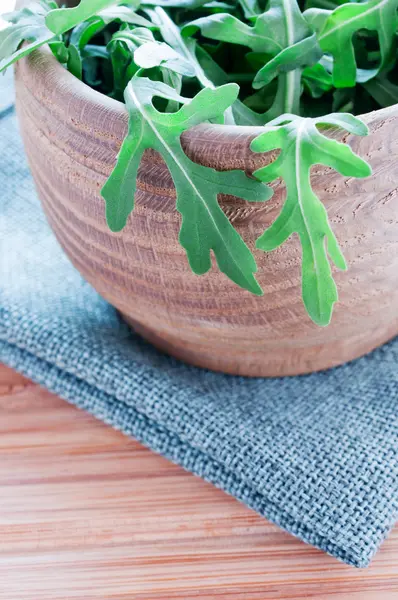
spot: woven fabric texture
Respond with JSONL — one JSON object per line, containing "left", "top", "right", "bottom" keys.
{"left": 1, "top": 97, "right": 398, "bottom": 568}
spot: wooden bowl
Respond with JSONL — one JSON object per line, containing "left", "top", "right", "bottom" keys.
{"left": 14, "top": 46, "right": 398, "bottom": 377}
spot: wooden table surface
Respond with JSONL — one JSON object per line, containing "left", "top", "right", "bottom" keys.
{"left": 1, "top": 363, "right": 398, "bottom": 600}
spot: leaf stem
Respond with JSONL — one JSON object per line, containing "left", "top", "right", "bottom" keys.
{"left": 279, "top": 69, "right": 302, "bottom": 114}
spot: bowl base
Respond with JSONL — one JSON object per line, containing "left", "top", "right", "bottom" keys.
{"left": 122, "top": 313, "right": 398, "bottom": 378}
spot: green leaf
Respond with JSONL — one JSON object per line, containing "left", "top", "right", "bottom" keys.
{"left": 203, "top": 1, "right": 234, "bottom": 8}
{"left": 107, "top": 27, "right": 155, "bottom": 98}
{"left": 0, "top": 1, "right": 56, "bottom": 72}
{"left": 184, "top": 0, "right": 322, "bottom": 115}
{"left": 67, "top": 43, "right": 83, "bottom": 79}
{"left": 133, "top": 41, "right": 196, "bottom": 77}
{"left": 195, "top": 44, "right": 272, "bottom": 124}
{"left": 183, "top": 13, "right": 280, "bottom": 54}
{"left": 302, "top": 62, "right": 333, "bottom": 98}
{"left": 238, "top": 0, "right": 261, "bottom": 18}
{"left": 45, "top": 0, "right": 150, "bottom": 89}
{"left": 161, "top": 68, "right": 183, "bottom": 112}
{"left": 146, "top": 6, "right": 215, "bottom": 89}
{"left": 198, "top": 45, "right": 304, "bottom": 126}
{"left": 145, "top": 6, "right": 236, "bottom": 122}
{"left": 49, "top": 39, "right": 69, "bottom": 63}
{"left": 102, "top": 77, "right": 273, "bottom": 294}
{"left": 144, "top": 0, "right": 213, "bottom": 7}
{"left": 83, "top": 44, "right": 110, "bottom": 60}
{"left": 305, "top": 0, "right": 398, "bottom": 87}
{"left": 304, "top": 0, "right": 352, "bottom": 9}
{"left": 69, "top": 8, "right": 153, "bottom": 52}
{"left": 69, "top": 18, "right": 103, "bottom": 50}
{"left": 252, "top": 2, "right": 322, "bottom": 94}
{"left": 66, "top": 5, "right": 151, "bottom": 87}
{"left": 251, "top": 112, "right": 371, "bottom": 325}
{"left": 363, "top": 74, "right": 398, "bottom": 108}
{"left": 108, "top": 36, "right": 133, "bottom": 97}
{"left": 96, "top": 6, "right": 153, "bottom": 29}
{"left": 332, "top": 87, "right": 354, "bottom": 112}
{"left": 109, "top": 26, "right": 155, "bottom": 49}
{"left": 45, "top": 0, "right": 140, "bottom": 35}
{"left": 194, "top": 43, "right": 228, "bottom": 85}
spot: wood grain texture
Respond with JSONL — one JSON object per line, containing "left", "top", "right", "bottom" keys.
{"left": 14, "top": 46, "right": 398, "bottom": 377}
{"left": 1, "top": 362, "right": 398, "bottom": 600}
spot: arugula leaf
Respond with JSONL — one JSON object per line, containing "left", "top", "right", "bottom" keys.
{"left": 0, "top": 1, "right": 57, "bottom": 72}
{"left": 134, "top": 41, "right": 196, "bottom": 76}
{"left": 183, "top": 13, "right": 279, "bottom": 54}
{"left": 107, "top": 27, "right": 155, "bottom": 99}
{"left": 302, "top": 62, "right": 333, "bottom": 98}
{"left": 102, "top": 78, "right": 273, "bottom": 294}
{"left": 146, "top": 6, "right": 236, "bottom": 121}
{"left": 251, "top": 1, "right": 322, "bottom": 94}
{"left": 238, "top": 0, "right": 261, "bottom": 18}
{"left": 194, "top": 44, "right": 272, "bottom": 124}
{"left": 45, "top": 0, "right": 141, "bottom": 35}
{"left": 96, "top": 6, "right": 153, "bottom": 29}
{"left": 363, "top": 74, "right": 398, "bottom": 108}
{"left": 332, "top": 87, "right": 354, "bottom": 113}
{"left": 251, "top": 112, "right": 371, "bottom": 325}
{"left": 44, "top": 0, "right": 151, "bottom": 86}
{"left": 108, "top": 26, "right": 155, "bottom": 51}
{"left": 66, "top": 5, "right": 152, "bottom": 85}
{"left": 69, "top": 7, "right": 153, "bottom": 52}
{"left": 185, "top": 0, "right": 322, "bottom": 115}
{"left": 160, "top": 69, "right": 183, "bottom": 112}
{"left": 69, "top": 19, "right": 105, "bottom": 51}
{"left": 305, "top": 0, "right": 398, "bottom": 87}
{"left": 49, "top": 39, "right": 69, "bottom": 63}
{"left": 143, "top": 0, "right": 215, "bottom": 7}
{"left": 146, "top": 6, "right": 215, "bottom": 89}
{"left": 195, "top": 45, "right": 307, "bottom": 126}
{"left": 304, "top": 0, "right": 349, "bottom": 8}
{"left": 67, "top": 43, "right": 83, "bottom": 79}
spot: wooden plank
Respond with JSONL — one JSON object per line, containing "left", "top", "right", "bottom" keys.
{"left": 0, "top": 363, "right": 397, "bottom": 600}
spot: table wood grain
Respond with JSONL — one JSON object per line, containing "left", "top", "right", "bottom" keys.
{"left": 1, "top": 363, "right": 397, "bottom": 600}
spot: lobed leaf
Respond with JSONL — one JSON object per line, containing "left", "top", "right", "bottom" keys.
{"left": 185, "top": 0, "right": 322, "bottom": 116}
{"left": 363, "top": 75, "right": 398, "bottom": 108}
{"left": 251, "top": 112, "right": 371, "bottom": 325}
{"left": 102, "top": 77, "right": 273, "bottom": 294}
{"left": 134, "top": 41, "right": 196, "bottom": 77}
{"left": 238, "top": 0, "right": 261, "bottom": 18}
{"left": 145, "top": 6, "right": 215, "bottom": 89}
{"left": 302, "top": 62, "right": 333, "bottom": 98}
{"left": 45, "top": 0, "right": 140, "bottom": 35}
{"left": 194, "top": 44, "right": 273, "bottom": 124}
{"left": 0, "top": 1, "right": 57, "bottom": 72}
{"left": 305, "top": 0, "right": 398, "bottom": 87}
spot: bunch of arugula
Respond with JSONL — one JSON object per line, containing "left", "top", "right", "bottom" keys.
{"left": 2, "top": 0, "right": 395, "bottom": 325}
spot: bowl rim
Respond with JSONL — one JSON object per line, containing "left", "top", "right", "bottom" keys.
{"left": 19, "top": 40, "right": 398, "bottom": 147}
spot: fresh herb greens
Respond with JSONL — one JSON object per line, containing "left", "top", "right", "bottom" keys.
{"left": 103, "top": 78, "right": 271, "bottom": 294}
{"left": 305, "top": 0, "right": 398, "bottom": 87}
{"left": 364, "top": 73, "right": 398, "bottom": 107}
{"left": 251, "top": 112, "right": 371, "bottom": 325}
{"left": 184, "top": 0, "right": 322, "bottom": 115}
{"left": 1, "top": 0, "right": 393, "bottom": 325}
{"left": 0, "top": 1, "right": 57, "bottom": 71}
{"left": 45, "top": 0, "right": 136, "bottom": 35}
